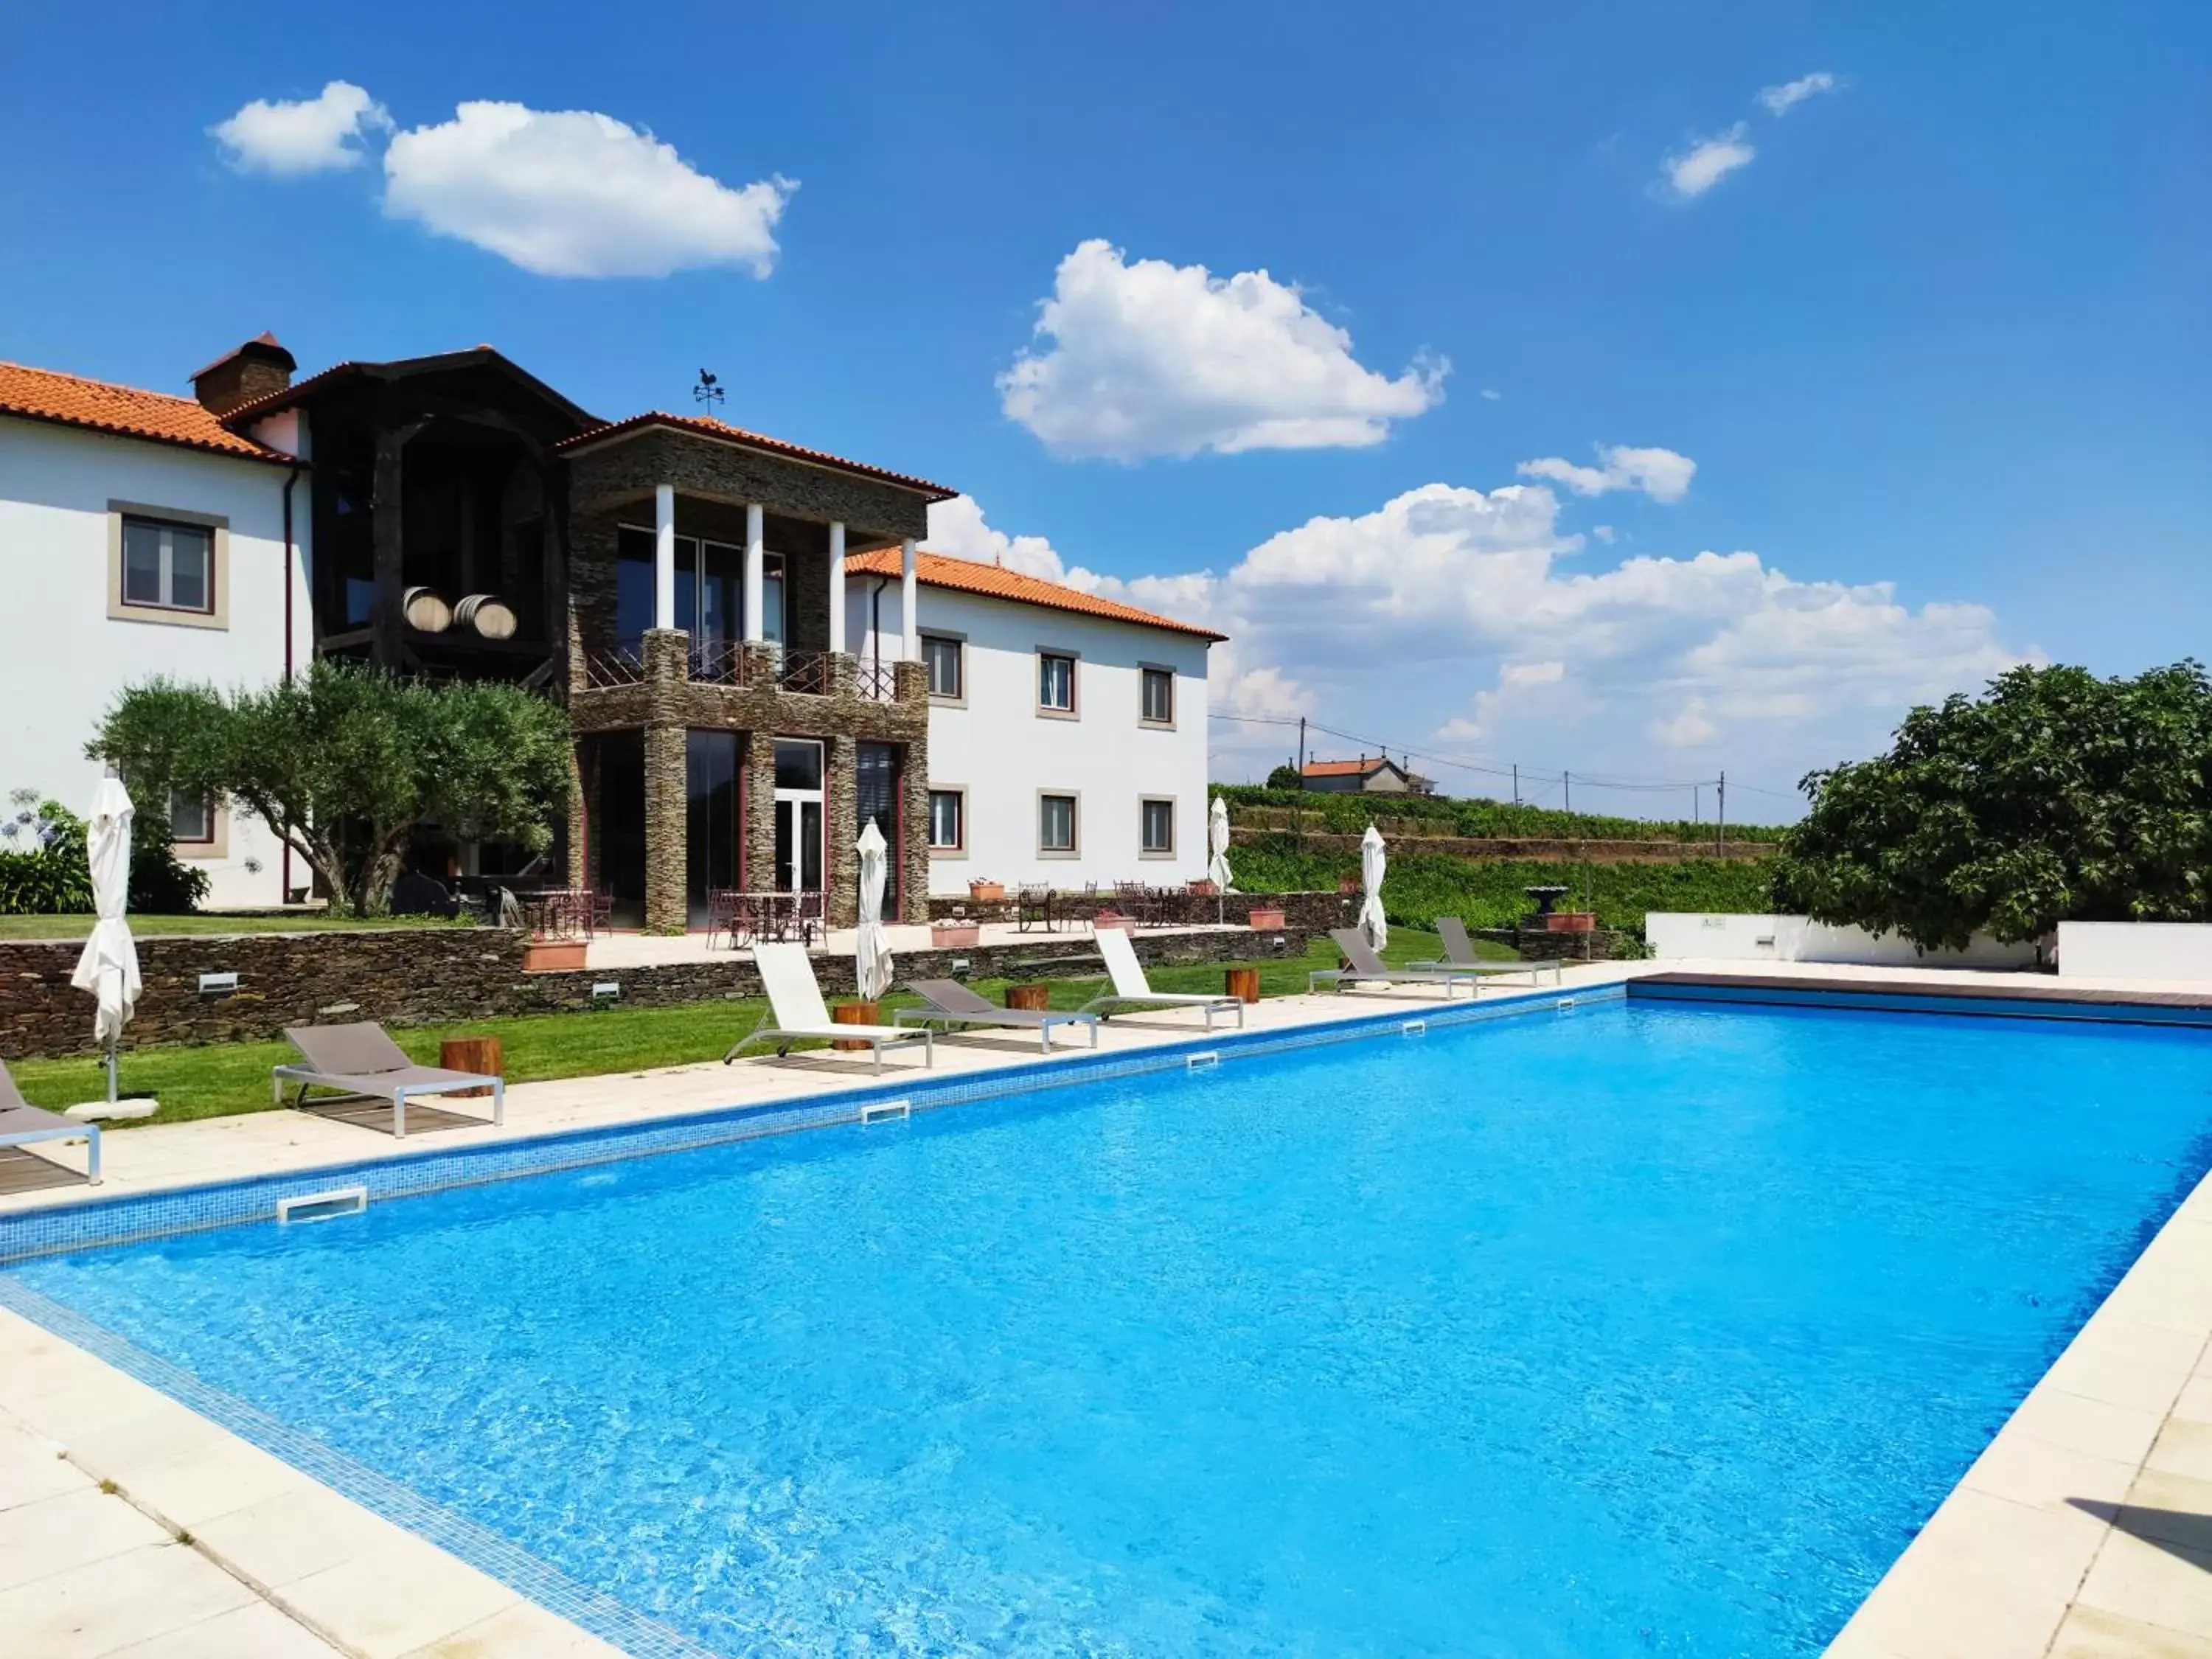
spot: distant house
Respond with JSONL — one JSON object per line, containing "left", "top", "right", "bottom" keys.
{"left": 1300, "top": 755, "right": 1433, "bottom": 795}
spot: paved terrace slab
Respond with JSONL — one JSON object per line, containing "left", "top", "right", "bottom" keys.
{"left": 4, "top": 956, "right": 2211, "bottom": 1655}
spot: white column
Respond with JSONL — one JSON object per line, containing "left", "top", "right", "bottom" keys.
{"left": 742, "top": 503, "right": 765, "bottom": 643}
{"left": 900, "top": 538, "right": 919, "bottom": 661}
{"left": 653, "top": 484, "right": 676, "bottom": 631}
{"left": 826, "top": 521, "right": 846, "bottom": 655}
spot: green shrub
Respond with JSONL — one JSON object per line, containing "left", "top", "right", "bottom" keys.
{"left": 0, "top": 795, "right": 207, "bottom": 917}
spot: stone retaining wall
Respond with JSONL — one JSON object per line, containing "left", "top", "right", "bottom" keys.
{"left": 1470, "top": 926, "right": 1635, "bottom": 962}
{"left": 0, "top": 918, "right": 1324, "bottom": 1059}
{"left": 1230, "top": 819, "right": 1773, "bottom": 863}
{"left": 929, "top": 889, "right": 1352, "bottom": 931}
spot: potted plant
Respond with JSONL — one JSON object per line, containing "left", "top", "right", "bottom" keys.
{"left": 1337, "top": 875, "right": 1359, "bottom": 895}
{"left": 968, "top": 877, "right": 1006, "bottom": 902}
{"left": 1546, "top": 911, "right": 1598, "bottom": 933}
{"left": 1247, "top": 905, "right": 1287, "bottom": 932}
{"left": 931, "top": 916, "right": 981, "bottom": 947}
{"left": 1093, "top": 908, "right": 1135, "bottom": 934}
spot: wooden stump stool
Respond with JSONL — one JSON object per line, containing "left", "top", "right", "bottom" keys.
{"left": 1006, "top": 984, "right": 1050, "bottom": 1011}
{"left": 439, "top": 1036, "right": 502, "bottom": 1098}
{"left": 1225, "top": 966, "right": 1262, "bottom": 1005}
{"left": 832, "top": 1001, "right": 879, "bottom": 1052}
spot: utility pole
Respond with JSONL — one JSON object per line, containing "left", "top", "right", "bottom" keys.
{"left": 1717, "top": 771, "right": 1726, "bottom": 855}
{"left": 1297, "top": 716, "right": 1307, "bottom": 779}
{"left": 1563, "top": 770, "right": 1572, "bottom": 813}
{"left": 1512, "top": 762, "right": 1519, "bottom": 806}
{"left": 1694, "top": 782, "right": 1701, "bottom": 828}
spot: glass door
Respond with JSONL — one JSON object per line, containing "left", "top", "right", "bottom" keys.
{"left": 772, "top": 738, "right": 824, "bottom": 894}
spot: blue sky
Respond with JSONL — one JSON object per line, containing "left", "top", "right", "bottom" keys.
{"left": 3, "top": 1, "right": 2205, "bottom": 818}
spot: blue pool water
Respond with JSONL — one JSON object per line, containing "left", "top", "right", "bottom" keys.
{"left": 10, "top": 999, "right": 2212, "bottom": 1656}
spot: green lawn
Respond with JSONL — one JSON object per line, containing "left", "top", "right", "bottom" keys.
{"left": 9, "top": 928, "right": 1487, "bottom": 1128}
{"left": 0, "top": 912, "right": 473, "bottom": 941}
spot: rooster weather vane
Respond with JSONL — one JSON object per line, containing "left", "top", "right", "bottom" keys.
{"left": 693, "top": 369, "right": 724, "bottom": 411}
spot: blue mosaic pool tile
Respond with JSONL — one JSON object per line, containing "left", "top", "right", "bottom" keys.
{"left": 0, "top": 981, "right": 1619, "bottom": 1267}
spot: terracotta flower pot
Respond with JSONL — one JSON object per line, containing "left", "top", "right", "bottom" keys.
{"left": 1247, "top": 907, "right": 1287, "bottom": 932}
{"left": 832, "top": 1000, "right": 878, "bottom": 1051}
{"left": 931, "top": 922, "right": 981, "bottom": 948}
{"left": 1547, "top": 911, "right": 1597, "bottom": 933}
{"left": 968, "top": 880, "right": 1006, "bottom": 902}
{"left": 1093, "top": 912, "right": 1135, "bottom": 933}
{"left": 522, "top": 939, "right": 587, "bottom": 972}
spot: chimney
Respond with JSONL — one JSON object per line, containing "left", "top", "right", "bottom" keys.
{"left": 189, "top": 333, "right": 297, "bottom": 417}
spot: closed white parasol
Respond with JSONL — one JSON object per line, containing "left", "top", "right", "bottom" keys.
{"left": 1357, "top": 822, "right": 1388, "bottom": 952}
{"left": 855, "top": 819, "right": 894, "bottom": 1001}
{"left": 1207, "top": 795, "right": 1234, "bottom": 894}
{"left": 69, "top": 778, "right": 142, "bottom": 1102}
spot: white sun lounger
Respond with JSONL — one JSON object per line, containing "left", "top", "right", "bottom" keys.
{"left": 1081, "top": 928, "right": 1244, "bottom": 1028}
{"left": 1309, "top": 929, "right": 1481, "bottom": 998}
{"left": 1408, "top": 917, "right": 1565, "bottom": 986}
{"left": 0, "top": 1059, "right": 100, "bottom": 1184}
{"left": 726, "top": 942, "right": 934, "bottom": 1074}
{"left": 894, "top": 978, "right": 1100, "bottom": 1052}
{"left": 274, "top": 1023, "right": 504, "bottom": 1139}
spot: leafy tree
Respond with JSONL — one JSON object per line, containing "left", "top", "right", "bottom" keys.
{"left": 91, "top": 662, "right": 572, "bottom": 917}
{"left": 1773, "top": 661, "right": 2212, "bottom": 950}
{"left": 1265, "top": 764, "right": 1304, "bottom": 790}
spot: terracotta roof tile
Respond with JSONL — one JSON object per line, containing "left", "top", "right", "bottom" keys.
{"left": 846, "top": 548, "right": 1226, "bottom": 641}
{"left": 1302, "top": 758, "right": 1394, "bottom": 777}
{"left": 555, "top": 411, "right": 957, "bottom": 500}
{"left": 0, "top": 361, "right": 293, "bottom": 465}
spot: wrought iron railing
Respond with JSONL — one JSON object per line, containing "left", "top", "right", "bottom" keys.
{"left": 688, "top": 640, "right": 749, "bottom": 686}
{"left": 854, "top": 659, "right": 900, "bottom": 702}
{"left": 581, "top": 647, "right": 645, "bottom": 689}
{"left": 778, "top": 650, "right": 835, "bottom": 696}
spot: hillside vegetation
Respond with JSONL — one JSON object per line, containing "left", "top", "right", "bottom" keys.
{"left": 1232, "top": 835, "right": 1778, "bottom": 935}
{"left": 1215, "top": 785, "right": 1787, "bottom": 844}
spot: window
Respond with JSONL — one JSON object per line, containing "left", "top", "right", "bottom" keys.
{"left": 928, "top": 789, "right": 964, "bottom": 852}
{"left": 169, "top": 787, "right": 213, "bottom": 844}
{"left": 1141, "top": 799, "right": 1175, "bottom": 856}
{"left": 922, "top": 635, "right": 964, "bottom": 700}
{"left": 1141, "top": 667, "right": 1175, "bottom": 726}
{"left": 1039, "top": 793, "right": 1078, "bottom": 855}
{"left": 1038, "top": 651, "right": 1077, "bottom": 714}
{"left": 119, "top": 516, "right": 214, "bottom": 614}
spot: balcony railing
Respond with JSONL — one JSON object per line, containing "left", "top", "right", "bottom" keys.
{"left": 689, "top": 640, "right": 748, "bottom": 686}
{"left": 582, "top": 647, "right": 645, "bottom": 689}
{"left": 855, "top": 659, "right": 899, "bottom": 702}
{"left": 777, "top": 650, "right": 835, "bottom": 697}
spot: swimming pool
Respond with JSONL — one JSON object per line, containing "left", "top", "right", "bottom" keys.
{"left": 7, "top": 996, "right": 2210, "bottom": 1656}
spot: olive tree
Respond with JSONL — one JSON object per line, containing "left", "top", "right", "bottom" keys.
{"left": 91, "top": 662, "right": 572, "bottom": 917}
{"left": 1773, "top": 661, "right": 2212, "bottom": 950}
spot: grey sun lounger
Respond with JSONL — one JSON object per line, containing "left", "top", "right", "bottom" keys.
{"left": 725, "top": 943, "right": 933, "bottom": 1075}
{"left": 1309, "top": 929, "right": 1481, "bottom": 999}
{"left": 0, "top": 1059, "right": 100, "bottom": 1184}
{"left": 1080, "top": 929, "right": 1244, "bottom": 1028}
{"left": 1408, "top": 917, "right": 1565, "bottom": 987}
{"left": 273, "top": 1022, "right": 505, "bottom": 1139}
{"left": 894, "top": 979, "right": 1101, "bottom": 1053}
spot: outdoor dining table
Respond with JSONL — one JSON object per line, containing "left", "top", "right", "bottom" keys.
{"left": 711, "top": 890, "right": 826, "bottom": 948}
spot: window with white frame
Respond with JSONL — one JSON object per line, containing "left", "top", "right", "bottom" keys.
{"left": 121, "top": 516, "right": 214, "bottom": 613}
{"left": 1141, "top": 798, "right": 1175, "bottom": 855}
{"left": 1141, "top": 666, "right": 1175, "bottom": 726}
{"left": 922, "top": 635, "right": 964, "bottom": 700}
{"left": 1039, "top": 793, "right": 1078, "bottom": 854}
{"left": 928, "top": 788, "right": 964, "bottom": 851}
{"left": 1037, "top": 651, "right": 1077, "bottom": 714}
{"left": 169, "top": 787, "right": 214, "bottom": 844}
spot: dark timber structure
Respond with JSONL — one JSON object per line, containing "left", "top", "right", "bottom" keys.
{"left": 218, "top": 344, "right": 955, "bottom": 933}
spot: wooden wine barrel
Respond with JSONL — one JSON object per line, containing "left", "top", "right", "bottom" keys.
{"left": 402, "top": 585, "right": 453, "bottom": 633}
{"left": 456, "top": 594, "right": 518, "bottom": 640}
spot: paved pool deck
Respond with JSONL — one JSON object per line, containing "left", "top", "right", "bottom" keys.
{"left": 4, "top": 956, "right": 2211, "bottom": 1655}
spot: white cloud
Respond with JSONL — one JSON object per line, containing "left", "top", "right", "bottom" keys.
{"left": 382, "top": 102, "right": 792, "bottom": 278}
{"left": 1759, "top": 72, "right": 1840, "bottom": 116}
{"left": 923, "top": 495, "right": 1082, "bottom": 582}
{"left": 998, "top": 239, "right": 1447, "bottom": 461}
{"left": 1518, "top": 444, "right": 1697, "bottom": 502}
{"left": 1652, "top": 698, "right": 1717, "bottom": 748}
{"left": 1658, "top": 123, "right": 1756, "bottom": 200}
{"left": 211, "top": 82, "right": 391, "bottom": 176}
{"left": 1480, "top": 388, "right": 1503, "bottom": 401}
{"left": 1590, "top": 524, "right": 1617, "bottom": 544}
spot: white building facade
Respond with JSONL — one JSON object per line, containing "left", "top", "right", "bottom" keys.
{"left": 0, "top": 366, "right": 308, "bottom": 908}
{"left": 847, "top": 552, "right": 1219, "bottom": 897}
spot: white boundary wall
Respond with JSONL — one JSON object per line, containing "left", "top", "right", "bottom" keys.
{"left": 2056, "top": 922, "right": 2212, "bottom": 981}
{"left": 1646, "top": 913, "right": 2039, "bottom": 970}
